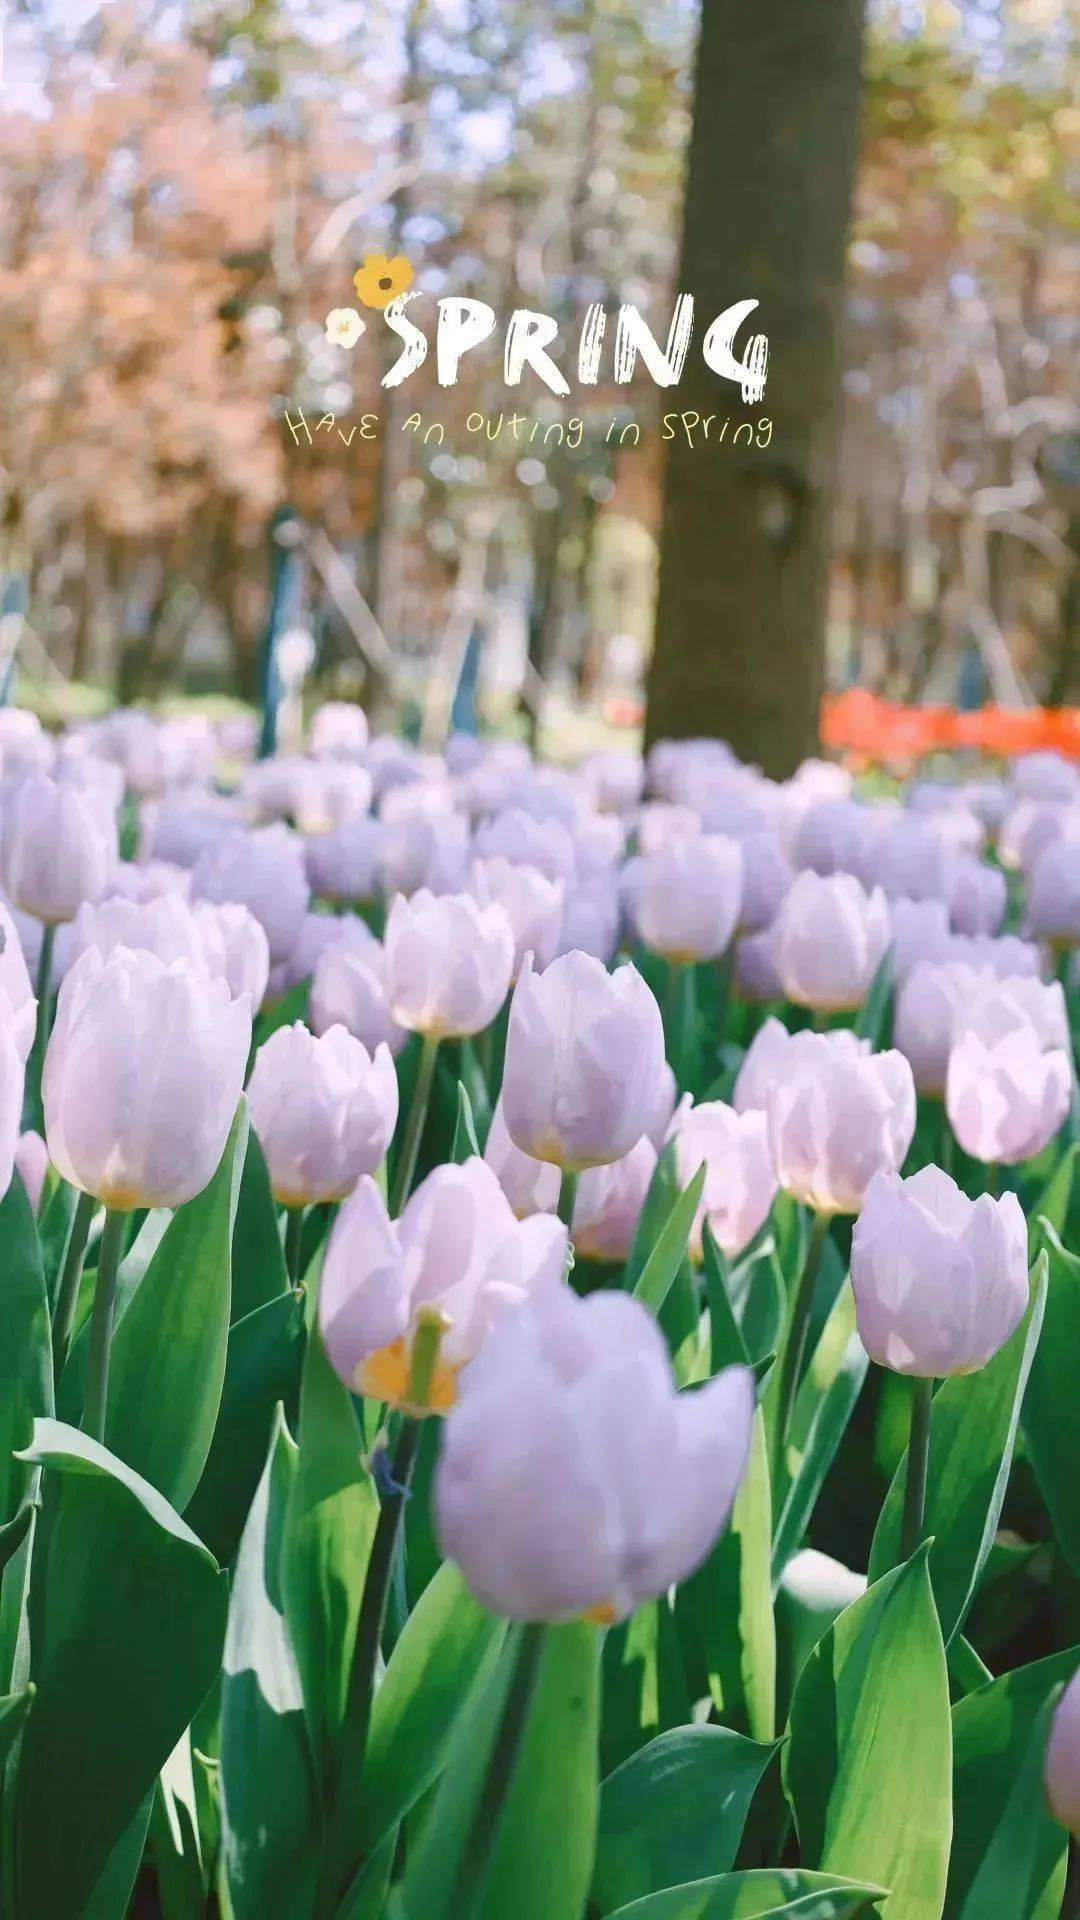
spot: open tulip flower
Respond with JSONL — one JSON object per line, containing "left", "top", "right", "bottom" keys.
{"left": 384, "top": 889, "right": 514, "bottom": 1038}
{"left": 765, "top": 1028, "right": 916, "bottom": 1215}
{"left": 319, "top": 1159, "right": 568, "bottom": 1413}
{"left": 946, "top": 1023, "right": 1070, "bottom": 1166}
{"left": 773, "top": 869, "right": 890, "bottom": 1013}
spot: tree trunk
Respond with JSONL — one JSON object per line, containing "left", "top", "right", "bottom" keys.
{"left": 645, "top": 0, "right": 867, "bottom": 776}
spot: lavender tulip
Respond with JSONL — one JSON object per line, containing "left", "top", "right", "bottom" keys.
{"left": 768, "top": 1030, "right": 916, "bottom": 1215}
{"left": 1045, "top": 1669, "right": 1080, "bottom": 1835}
{"left": 193, "top": 902, "right": 270, "bottom": 1008}
{"left": 247, "top": 1022, "right": 398, "bottom": 1206}
{"left": 384, "top": 890, "right": 514, "bottom": 1039}
{"left": 14, "top": 1128, "right": 48, "bottom": 1211}
{"left": 774, "top": 871, "right": 890, "bottom": 1013}
{"left": 474, "top": 808, "right": 575, "bottom": 883}
{"left": 319, "top": 1160, "right": 568, "bottom": 1412}
{"left": 305, "top": 816, "right": 384, "bottom": 905}
{"left": 632, "top": 834, "right": 743, "bottom": 963}
{"left": 470, "top": 857, "right": 565, "bottom": 978}
{"left": 1026, "top": 839, "right": 1080, "bottom": 948}
{"left": 193, "top": 824, "right": 310, "bottom": 964}
{"left": 946, "top": 1026, "right": 1070, "bottom": 1167}
{"left": 44, "top": 947, "right": 250, "bottom": 1208}
{"left": 893, "top": 960, "right": 988, "bottom": 1097}
{"left": 852, "top": 1167, "right": 1028, "bottom": 1376}
{"left": 502, "top": 950, "right": 666, "bottom": 1170}
{"left": 310, "top": 944, "right": 407, "bottom": 1057}
{"left": 949, "top": 857, "right": 1006, "bottom": 937}
{"left": 1, "top": 774, "right": 116, "bottom": 925}
{"left": 571, "top": 1136, "right": 657, "bottom": 1264}
{"left": 0, "top": 902, "right": 36, "bottom": 1063}
{"left": 435, "top": 1278, "right": 754, "bottom": 1621}
{"left": 483, "top": 1096, "right": 560, "bottom": 1218}
{"left": 673, "top": 1098, "right": 778, "bottom": 1259}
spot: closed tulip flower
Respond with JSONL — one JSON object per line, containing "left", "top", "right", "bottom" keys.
{"left": 474, "top": 808, "right": 575, "bottom": 883}
{"left": 957, "top": 975, "right": 1069, "bottom": 1056}
{"left": 310, "top": 942, "right": 407, "bottom": 1057}
{"left": 1045, "top": 1669, "right": 1080, "bottom": 1835}
{"left": 384, "top": 890, "right": 514, "bottom": 1039}
{"left": 733, "top": 929, "right": 785, "bottom": 1005}
{"left": 483, "top": 1096, "right": 560, "bottom": 1218}
{"left": 732, "top": 1015, "right": 795, "bottom": 1115}
{"left": 305, "top": 816, "right": 384, "bottom": 905}
{"left": 319, "top": 1160, "right": 568, "bottom": 1412}
{"left": 1, "top": 774, "right": 117, "bottom": 924}
{"left": 632, "top": 834, "right": 743, "bottom": 963}
{"left": 502, "top": 950, "right": 666, "bottom": 1170}
{"left": 553, "top": 875, "right": 621, "bottom": 966}
{"left": 572, "top": 1135, "right": 657, "bottom": 1264}
{"left": 470, "top": 857, "right": 565, "bottom": 978}
{"left": 193, "top": 824, "right": 310, "bottom": 964}
{"left": 852, "top": 1167, "right": 1028, "bottom": 1376}
{"left": 380, "top": 811, "right": 470, "bottom": 899}
{"left": 65, "top": 892, "right": 209, "bottom": 977}
{"left": 946, "top": 1025, "right": 1070, "bottom": 1167}
{"left": 774, "top": 871, "right": 890, "bottom": 1013}
{"left": 893, "top": 961, "right": 988, "bottom": 1097}
{"left": 193, "top": 902, "right": 270, "bottom": 1008}
{"left": 949, "top": 857, "right": 1006, "bottom": 937}
{"left": 738, "top": 830, "right": 794, "bottom": 933}
{"left": 768, "top": 1031, "right": 916, "bottom": 1215}
{"left": 889, "top": 898, "right": 954, "bottom": 985}
{"left": 1026, "top": 839, "right": 1080, "bottom": 948}
{"left": 14, "top": 1128, "right": 48, "bottom": 1211}
{"left": 435, "top": 1278, "right": 754, "bottom": 1622}
{"left": 673, "top": 1098, "right": 778, "bottom": 1259}
{"left": 793, "top": 798, "right": 875, "bottom": 879}
{"left": 247, "top": 1022, "right": 398, "bottom": 1207}
{"left": 0, "top": 902, "right": 36, "bottom": 1063}
{"left": 44, "top": 947, "right": 251, "bottom": 1208}
{"left": 309, "top": 700, "right": 369, "bottom": 761}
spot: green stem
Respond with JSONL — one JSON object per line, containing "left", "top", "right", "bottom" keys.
{"left": 986, "top": 1161, "right": 1000, "bottom": 1197}
{"left": 315, "top": 1415, "right": 422, "bottom": 1919}
{"left": 557, "top": 1169, "right": 579, "bottom": 1233}
{"left": 772, "top": 1210, "right": 830, "bottom": 1480}
{"left": 81, "top": 1208, "right": 127, "bottom": 1442}
{"left": 29, "top": 922, "right": 56, "bottom": 1126}
{"left": 443, "top": 1622, "right": 547, "bottom": 1920}
{"left": 900, "top": 1375, "right": 934, "bottom": 1561}
{"left": 1066, "top": 1835, "right": 1080, "bottom": 1920}
{"left": 52, "top": 1188, "right": 95, "bottom": 1380}
{"left": 284, "top": 1205, "right": 305, "bottom": 1285}
{"left": 391, "top": 1034, "right": 440, "bottom": 1215}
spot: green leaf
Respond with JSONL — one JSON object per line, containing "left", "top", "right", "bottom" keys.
{"left": 592, "top": 1726, "right": 777, "bottom": 1914}
{"left": 868, "top": 1257, "right": 1047, "bottom": 1644}
{"left": 82, "top": 1794, "right": 155, "bottom": 1920}
{"left": 451, "top": 1078, "right": 482, "bottom": 1164}
{"left": 220, "top": 1410, "right": 319, "bottom": 1920}
{"left": 402, "top": 1621, "right": 600, "bottom": 1920}
{"left": 946, "top": 1649, "right": 1078, "bottom": 1920}
{"left": 854, "top": 949, "right": 893, "bottom": 1047}
{"left": 1024, "top": 1224, "right": 1080, "bottom": 1576}
{"left": 0, "top": 1173, "right": 52, "bottom": 1525}
{"left": 601, "top": 1868, "right": 887, "bottom": 1918}
{"left": 680, "top": 1229, "right": 774, "bottom": 1742}
{"left": 784, "top": 1547, "right": 951, "bottom": 1920}
{"left": 184, "top": 1288, "right": 306, "bottom": 1566}
{"left": 12, "top": 1419, "right": 227, "bottom": 1920}
{"left": 280, "top": 1324, "right": 378, "bottom": 1789}
{"left": 633, "top": 1159, "right": 706, "bottom": 1318}
{"left": 1029, "top": 1140, "right": 1077, "bottom": 1248}
{"left": 358, "top": 1561, "right": 506, "bottom": 1859}
{"left": 232, "top": 1126, "right": 289, "bottom": 1321}
{"left": 772, "top": 1283, "right": 868, "bottom": 1583}
{"left": 104, "top": 1106, "right": 249, "bottom": 1510}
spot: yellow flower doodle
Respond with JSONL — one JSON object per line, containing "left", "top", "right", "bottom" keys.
{"left": 353, "top": 252, "right": 415, "bottom": 310}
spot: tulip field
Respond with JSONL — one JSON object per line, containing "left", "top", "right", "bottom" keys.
{"left": 4, "top": 704, "right": 1080, "bottom": 1920}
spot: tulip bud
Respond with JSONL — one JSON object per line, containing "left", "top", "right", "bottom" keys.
{"left": 632, "top": 834, "right": 743, "bottom": 963}
{"left": 502, "top": 950, "right": 666, "bottom": 1171}
{"left": 852, "top": 1167, "right": 1027, "bottom": 1376}
{"left": 384, "top": 890, "right": 514, "bottom": 1038}
{"left": 1045, "top": 1669, "right": 1080, "bottom": 1835}
{"left": 44, "top": 948, "right": 250, "bottom": 1208}
{"left": 863, "top": 818, "right": 956, "bottom": 904}
{"left": 889, "top": 898, "right": 954, "bottom": 985}
{"left": 470, "top": 857, "right": 565, "bottom": 979}
{"left": 767, "top": 1030, "right": 916, "bottom": 1215}
{"left": 553, "top": 875, "right": 621, "bottom": 966}
{"left": 310, "top": 943, "right": 407, "bottom": 1057}
{"left": 474, "top": 808, "right": 575, "bottom": 883}
{"left": 893, "top": 961, "right": 989, "bottom": 1097}
{"left": 247, "top": 1022, "right": 398, "bottom": 1206}
{"left": 14, "top": 1129, "right": 48, "bottom": 1211}
{"left": 738, "top": 831, "right": 794, "bottom": 933}
{"left": 435, "top": 1278, "right": 754, "bottom": 1621}
{"left": 732, "top": 929, "right": 784, "bottom": 1005}
{"left": 192, "top": 902, "right": 271, "bottom": 1008}
{"left": 774, "top": 871, "right": 890, "bottom": 1013}
{"left": 65, "top": 893, "right": 209, "bottom": 978}
{"left": 305, "top": 816, "right": 384, "bottom": 905}
{"left": 1026, "top": 840, "right": 1080, "bottom": 948}
{"left": 1, "top": 774, "right": 117, "bottom": 924}
{"left": 949, "top": 857, "right": 1006, "bottom": 937}
{"left": 732, "top": 1015, "right": 793, "bottom": 1115}
{"left": 946, "top": 1025, "right": 1070, "bottom": 1167}
{"left": 572, "top": 1135, "right": 657, "bottom": 1263}
{"left": 793, "top": 799, "right": 875, "bottom": 878}
{"left": 380, "top": 811, "right": 470, "bottom": 899}
{"left": 193, "top": 824, "right": 310, "bottom": 964}
{"left": 483, "top": 1097, "right": 560, "bottom": 1218}
{"left": 319, "top": 1160, "right": 568, "bottom": 1412}
{"left": 0, "top": 902, "right": 35, "bottom": 1063}
{"left": 672, "top": 1098, "right": 778, "bottom": 1259}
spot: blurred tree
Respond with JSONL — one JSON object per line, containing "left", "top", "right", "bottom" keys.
{"left": 645, "top": 0, "right": 867, "bottom": 775}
